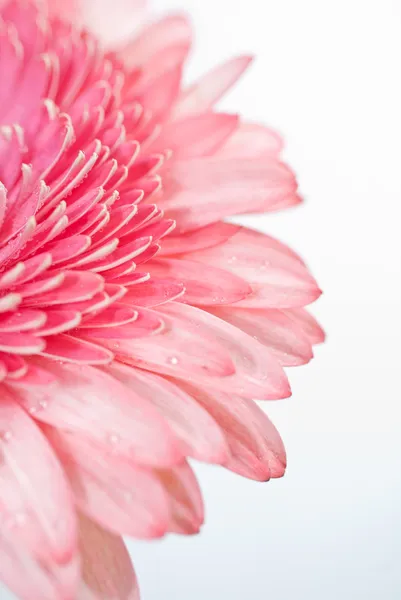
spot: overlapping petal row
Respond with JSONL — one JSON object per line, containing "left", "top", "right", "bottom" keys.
{"left": 0, "top": 1, "right": 323, "bottom": 598}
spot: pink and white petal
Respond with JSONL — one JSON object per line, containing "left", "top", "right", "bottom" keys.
{"left": 40, "top": 335, "right": 113, "bottom": 365}
{"left": 77, "top": 0, "right": 147, "bottom": 49}
{"left": 210, "top": 306, "right": 313, "bottom": 366}
{"left": 151, "top": 113, "right": 239, "bottom": 158}
{"left": 0, "top": 534, "right": 80, "bottom": 600}
{"left": 159, "top": 222, "right": 240, "bottom": 256}
{"left": 158, "top": 461, "right": 204, "bottom": 535}
{"left": 34, "top": 310, "right": 81, "bottom": 336}
{"left": 47, "top": 427, "right": 171, "bottom": 539}
{"left": 220, "top": 122, "right": 284, "bottom": 159}
{"left": 146, "top": 258, "right": 251, "bottom": 306}
{"left": 107, "top": 363, "right": 230, "bottom": 463}
{"left": 123, "top": 279, "right": 185, "bottom": 307}
{"left": 0, "top": 353, "right": 27, "bottom": 379}
{"left": 185, "top": 227, "right": 321, "bottom": 308}
{"left": 80, "top": 304, "right": 138, "bottom": 328}
{"left": 121, "top": 14, "right": 192, "bottom": 68}
{"left": 0, "top": 309, "right": 46, "bottom": 333}
{"left": 111, "top": 307, "right": 236, "bottom": 381}
{"left": 0, "top": 391, "right": 77, "bottom": 563}
{"left": 136, "top": 65, "right": 182, "bottom": 122}
{"left": 174, "top": 380, "right": 286, "bottom": 481}
{"left": 11, "top": 360, "right": 183, "bottom": 468}
{"left": 77, "top": 514, "right": 140, "bottom": 600}
{"left": 162, "top": 158, "right": 300, "bottom": 232}
{"left": 23, "top": 271, "right": 105, "bottom": 307}
{"left": 283, "top": 307, "right": 326, "bottom": 345}
{"left": 171, "top": 55, "right": 253, "bottom": 118}
{"left": 0, "top": 332, "right": 45, "bottom": 354}
{"left": 157, "top": 302, "right": 291, "bottom": 400}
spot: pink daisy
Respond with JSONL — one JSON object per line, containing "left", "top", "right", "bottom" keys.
{"left": 0, "top": 0, "right": 324, "bottom": 598}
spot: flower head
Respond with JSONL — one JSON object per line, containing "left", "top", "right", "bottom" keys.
{"left": 0, "top": 0, "right": 323, "bottom": 598}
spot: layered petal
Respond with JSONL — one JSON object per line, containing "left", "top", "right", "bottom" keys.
{"left": 10, "top": 360, "right": 183, "bottom": 468}
{"left": 183, "top": 226, "right": 321, "bottom": 308}
{"left": 0, "top": 390, "right": 76, "bottom": 563}
{"left": 78, "top": 514, "right": 140, "bottom": 600}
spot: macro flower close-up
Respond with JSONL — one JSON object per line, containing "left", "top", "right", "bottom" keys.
{"left": 0, "top": 0, "right": 323, "bottom": 598}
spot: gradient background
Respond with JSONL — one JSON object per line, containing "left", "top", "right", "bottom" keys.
{"left": 2, "top": 0, "right": 401, "bottom": 598}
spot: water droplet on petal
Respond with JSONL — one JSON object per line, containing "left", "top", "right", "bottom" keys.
{"left": 0, "top": 431, "right": 12, "bottom": 442}
{"left": 108, "top": 433, "right": 120, "bottom": 445}
{"left": 167, "top": 356, "right": 179, "bottom": 365}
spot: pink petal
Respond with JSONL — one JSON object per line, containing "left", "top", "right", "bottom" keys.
{"left": 0, "top": 332, "right": 45, "bottom": 354}
{"left": 2, "top": 253, "right": 53, "bottom": 286}
{"left": 175, "top": 380, "right": 286, "bottom": 481}
{"left": 171, "top": 55, "right": 253, "bottom": 118}
{"left": 47, "top": 428, "right": 171, "bottom": 540}
{"left": 23, "top": 271, "right": 104, "bottom": 307}
{"left": 136, "top": 65, "right": 182, "bottom": 122}
{"left": 0, "top": 293, "right": 22, "bottom": 313}
{"left": 133, "top": 219, "right": 176, "bottom": 243}
{"left": 86, "top": 237, "right": 153, "bottom": 273}
{"left": 43, "top": 235, "right": 92, "bottom": 265}
{"left": 13, "top": 360, "right": 183, "bottom": 468}
{"left": 40, "top": 335, "right": 113, "bottom": 365}
{"left": 0, "top": 353, "right": 27, "bottom": 379}
{"left": 0, "top": 310, "right": 46, "bottom": 332}
{"left": 147, "top": 258, "right": 251, "bottom": 306}
{"left": 0, "top": 392, "right": 77, "bottom": 563}
{"left": 16, "top": 272, "right": 65, "bottom": 299}
{"left": 34, "top": 310, "right": 82, "bottom": 336}
{"left": 210, "top": 306, "right": 313, "bottom": 366}
{"left": 159, "top": 461, "right": 204, "bottom": 535}
{"left": 121, "top": 14, "right": 192, "bottom": 68}
{"left": 220, "top": 122, "right": 284, "bottom": 159}
{"left": 162, "top": 158, "right": 300, "bottom": 232}
{"left": 0, "top": 534, "right": 79, "bottom": 600}
{"left": 159, "top": 221, "right": 240, "bottom": 255}
{"left": 77, "top": 514, "right": 140, "bottom": 600}
{"left": 107, "top": 363, "right": 230, "bottom": 463}
{"left": 185, "top": 227, "right": 321, "bottom": 308}
{"left": 112, "top": 307, "right": 236, "bottom": 381}
{"left": 123, "top": 278, "right": 185, "bottom": 307}
{"left": 284, "top": 307, "right": 326, "bottom": 345}
{"left": 157, "top": 302, "right": 291, "bottom": 400}
{"left": 80, "top": 304, "right": 138, "bottom": 328}
{"left": 152, "top": 113, "right": 239, "bottom": 158}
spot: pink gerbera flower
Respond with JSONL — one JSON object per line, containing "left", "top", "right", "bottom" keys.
{"left": 0, "top": 0, "right": 324, "bottom": 598}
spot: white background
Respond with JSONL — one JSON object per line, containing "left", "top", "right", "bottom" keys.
{"left": 3, "top": 1, "right": 401, "bottom": 599}
{"left": 128, "top": 1, "right": 401, "bottom": 599}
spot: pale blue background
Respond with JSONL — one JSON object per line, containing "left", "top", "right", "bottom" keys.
{"left": 2, "top": 0, "right": 401, "bottom": 598}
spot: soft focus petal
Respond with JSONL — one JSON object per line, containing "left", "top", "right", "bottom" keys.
{"left": 0, "top": 533, "right": 79, "bottom": 600}
{"left": 171, "top": 55, "right": 253, "bottom": 118}
{"left": 161, "top": 158, "right": 300, "bottom": 232}
{"left": 46, "top": 427, "right": 172, "bottom": 540}
{"left": 173, "top": 380, "right": 286, "bottom": 481}
{"left": 156, "top": 302, "right": 291, "bottom": 400}
{"left": 210, "top": 306, "right": 313, "bottom": 366}
{"left": 107, "top": 362, "right": 230, "bottom": 463}
{"left": 78, "top": 513, "right": 140, "bottom": 600}
{"left": 10, "top": 360, "right": 183, "bottom": 468}
{"left": 0, "top": 389, "right": 77, "bottom": 563}
{"left": 183, "top": 226, "right": 321, "bottom": 308}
